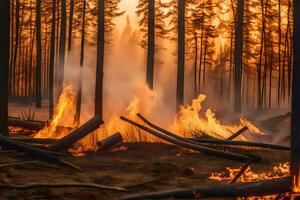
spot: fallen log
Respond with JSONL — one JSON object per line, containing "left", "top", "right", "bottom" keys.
{"left": 8, "top": 117, "right": 46, "bottom": 130}
{"left": 8, "top": 117, "right": 74, "bottom": 132}
{"left": 226, "top": 126, "right": 248, "bottom": 140}
{"left": 120, "top": 116, "right": 252, "bottom": 161}
{"left": 190, "top": 138, "right": 290, "bottom": 151}
{"left": 0, "top": 183, "right": 127, "bottom": 191}
{"left": 121, "top": 177, "right": 290, "bottom": 199}
{"left": 48, "top": 116, "right": 103, "bottom": 152}
{"left": 10, "top": 137, "right": 57, "bottom": 144}
{"left": 97, "top": 132, "right": 123, "bottom": 150}
{"left": 0, "top": 136, "right": 81, "bottom": 170}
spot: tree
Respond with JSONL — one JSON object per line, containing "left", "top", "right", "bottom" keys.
{"left": 0, "top": 0, "right": 10, "bottom": 135}
{"left": 95, "top": 0, "right": 105, "bottom": 119}
{"left": 136, "top": 0, "right": 166, "bottom": 90}
{"left": 176, "top": 0, "right": 186, "bottom": 110}
{"left": 58, "top": 0, "right": 67, "bottom": 95}
{"left": 291, "top": 0, "right": 300, "bottom": 192}
{"left": 234, "top": 0, "right": 244, "bottom": 113}
{"left": 35, "top": 0, "right": 42, "bottom": 108}
{"left": 49, "top": 0, "right": 56, "bottom": 119}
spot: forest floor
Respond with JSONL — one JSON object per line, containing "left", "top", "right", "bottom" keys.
{"left": 0, "top": 142, "right": 289, "bottom": 200}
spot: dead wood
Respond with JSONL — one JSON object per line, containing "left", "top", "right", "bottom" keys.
{"left": 226, "top": 126, "right": 248, "bottom": 140}
{"left": 190, "top": 138, "right": 290, "bottom": 151}
{"left": 0, "top": 183, "right": 127, "bottom": 191}
{"left": 97, "top": 132, "right": 123, "bottom": 150}
{"left": 230, "top": 159, "right": 253, "bottom": 183}
{"left": 48, "top": 116, "right": 103, "bottom": 152}
{"left": 0, "top": 136, "right": 81, "bottom": 170}
{"left": 120, "top": 116, "right": 252, "bottom": 161}
{"left": 121, "top": 177, "right": 290, "bottom": 199}
{"left": 8, "top": 117, "right": 46, "bottom": 130}
{"left": 10, "top": 137, "right": 57, "bottom": 144}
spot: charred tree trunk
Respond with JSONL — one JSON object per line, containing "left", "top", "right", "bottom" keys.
{"left": 0, "top": 0, "right": 10, "bottom": 136}
{"left": 35, "top": 0, "right": 42, "bottom": 108}
{"left": 95, "top": 0, "right": 105, "bottom": 119}
{"left": 176, "top": 0, "right": 185, "bottom": 110}
{"left": 58, "top": 0, "right": 67, "bottom": 95}
{"left": 12, "top": 0, "right": 20, "bottom": 97}
{"left": 291, "top": 0, "right": 300, "bottom": 192}
{"left": 234, "top": 0, "right": 244, "bottom": 113}
{"left": 49, "top": 0, "right": 56, "bottom": 119}
{"left": 146, "top": 0, "right": 155, "bottom": 90}
{"left": 74, "top": 0, "right": 86, "bottom": 124}
{"left": 68, "top": 0, "right": 74, "bottom": 51}
{"left": 194, "top": 34, "right": 198, "bottom": 97}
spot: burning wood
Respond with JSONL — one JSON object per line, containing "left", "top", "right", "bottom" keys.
{"left": 48, "top": 116, "right": 103, "bottom": 152}
{"left": 120, "top": 116, "right": 253, "bottom": 161}
{"left": 226, "top": 126, "right": 248, "bottom": 140}
{"left": 97, "top": 132, "right": 123, "bottom": 151}
{"left": 0, "top": 136, "right": 81, "bottom": 170}
{"left": 8, "top": 117, "right": 46, "bottom": 130}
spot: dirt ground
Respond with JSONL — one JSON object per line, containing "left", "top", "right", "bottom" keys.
{"left": 0, "top": 142, "right": 289, "bottom": 200}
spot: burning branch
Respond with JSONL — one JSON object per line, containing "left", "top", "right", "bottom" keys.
{"left": 120, "top": 116, "right": 252, "bottom": 161}
{"left": 48, "top": 116, "right": 103, "bottom": 152}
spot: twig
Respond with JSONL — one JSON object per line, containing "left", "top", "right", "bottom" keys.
{"left": 0, "top": 161, "right": 36, "bottom": 168}
{"left": 0, "top": 183, "right": 127, "bottom": 191}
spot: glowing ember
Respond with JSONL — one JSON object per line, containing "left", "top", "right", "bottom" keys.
{"left": 209, "top": 163, "right": 290, "bottom": 199}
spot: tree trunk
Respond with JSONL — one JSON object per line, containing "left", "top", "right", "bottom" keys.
{"left": 49, "top": 0, "right": 56, "bottom": 119}
{"left": 146, "top": 0, "right": 155, "bottom": 90}
{"left": 0, "top": 0, "right": 10, "bottom": 136}
{"left": 58, "top": 0, "right": 67, "bottom": 95}
{"left": 95, "top": 0, "right": 105, "bottom": 119}
{"left": 68, "top": 0, "right": 74, "bottom": 51}
{"left": 176, "top": 0, "right": 185, "bottom": 110}
{"left": 291, "top": 0, "right": 300, "bottom": 192}
{"left": 234, "top": 0, "right": 244, "bottom": 113}
{"left": 35, "top": 0, "right": 42, "bottom": 108}
{"left": 74, "top": 0, "right": 86, "bottom": 124}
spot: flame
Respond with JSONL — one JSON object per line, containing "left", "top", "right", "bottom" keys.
{"left": 35, "top": 83, "right": 76, "bottom": 139}
{"left": 209, "top": 162, "right": 290, "bottom": 199}
{"left": 170, "top": 94, "right": 263, "bottom": 140}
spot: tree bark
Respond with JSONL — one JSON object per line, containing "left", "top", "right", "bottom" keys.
{"left": 95, "top": 0, "right": 105, "bottom": 119}
{"left": 35, "top": 0, "right": 42, "bottom": 108}
{"left": 146, "top": 0, "right": 155, "bottom": 90}
{"left": 291, "top": 0, "right": 300, "bottom": 192}
{"left": 176, "top": 0, "right": 185, "bottom": 110}
{"left": 234, "top": 0, "right": 244, "bottom": 113}
{"left": 0, "top": 0, "right": 10, "bottom": 136}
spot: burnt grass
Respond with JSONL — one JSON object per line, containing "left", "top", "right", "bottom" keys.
{"left": 0, "top": 142, "right": 288, "bottom": 200}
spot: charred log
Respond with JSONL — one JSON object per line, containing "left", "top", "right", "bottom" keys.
{"left": 97, "top": 132, "right": 123, "bottom": 150}
{"left": 0, "top": 136, "right": 80, "bottom": 170}
{"left": 48, "top": 116, "right": 103, "bottom": 152}
{"left": 120, "top": 116, "right": 252, "bottom": 161}
{"left": 121, "top": 177, "right": 290, "bottom": 199}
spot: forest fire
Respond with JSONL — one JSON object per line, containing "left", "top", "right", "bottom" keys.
{"left": 0, "top": 0, "right": 299, "bottom": 198}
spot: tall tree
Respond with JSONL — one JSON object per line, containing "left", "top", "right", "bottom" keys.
{"left": 0, "top": 0, "right": 10, "bottom": 135}
{"left": 95, "top": 0, "right": 105, "bottom": 119}
{"left": 291, "top": 0, "right": 300, "bottom": 193}
{"left": 49, "top": 0, "right": 56, "bottom": 119}
{"left": 234, "top": 0, "right": 244, "bottom": 113}
{"left": 58, "top": 0, "right": 67, "bottom": 95}
{"left": 68, "top": 0, "right": 74, "bottom": 51}
{"left": 176, "top": 0, "right": 186, "bottom": 110}
{"left": 35, "top": 0, "right": 42, "bottom": 108}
